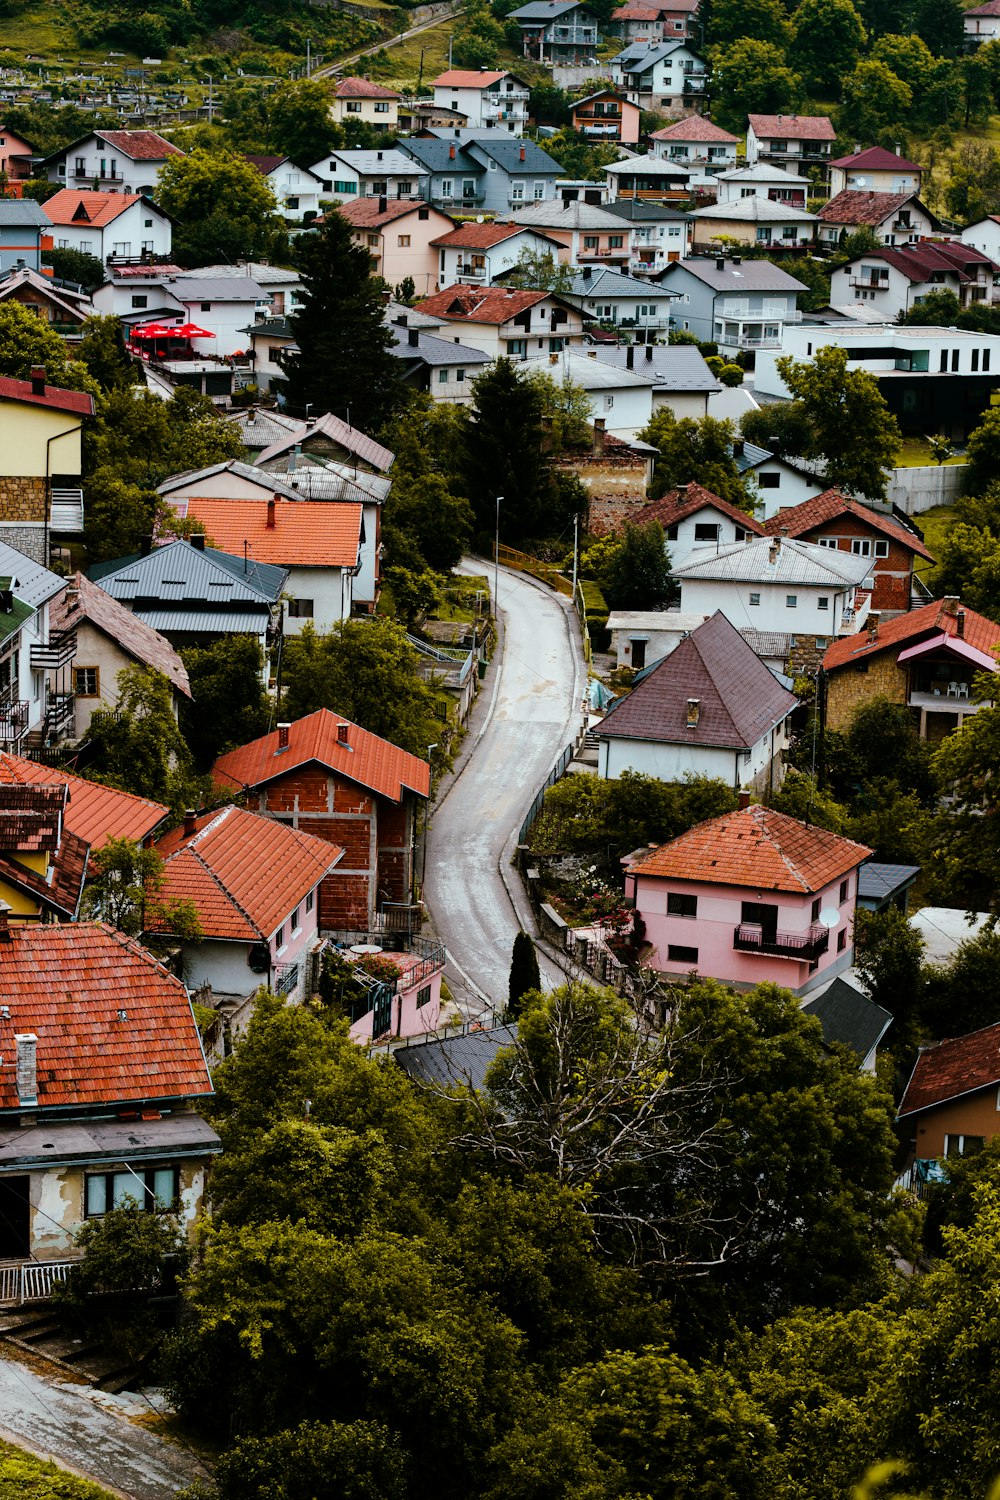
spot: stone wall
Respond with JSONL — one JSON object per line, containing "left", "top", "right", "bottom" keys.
{"left": 825, "top": 653, "right": 906, "bottom": 733}
{"left": 0, "top": 477, "right": 45, "bottom": 524}
{"left": 0, "top": 520, "right": 45, "bottom": 564}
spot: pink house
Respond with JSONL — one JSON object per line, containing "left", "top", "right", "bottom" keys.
{"left": 624, "top": 802, "right": 871, "bottom": 996}
{"left": 341, "top": 936, "right": 447, "bottom": 1046}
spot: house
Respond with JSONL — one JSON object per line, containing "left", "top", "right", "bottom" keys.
{"left": 964, "top": 0, "right": 1000, "bottom": 46}
{"left": 520, "top": 348, "right": 656, "bottom": 437}
{"left": 552, "top": 426, "right": 660, "bottom": 536}
{"left": 0, "top": 783, "right": 87, "bottom": 923}
{"left": 88, "top": 259, "right": 187, "bottom": 324}
{"left": 244, "top": 155, "right": 324, "bottom": 219}
{"left": 42, "top": 129, "right": 185, "bottom": 195}
{"left": 623, "top": 802, "right": 871, "bottom": 994}
{"left": 609, "top": 40, "right": 709, "bottom": 113}
{"left": 41, "top": 190, "right": 172, "bottom": 263}
{"left": 746, "top": 113, "right": 837, "bottom": 180}
{"left": 713, "top": 162, "right": 809, "bottom": 209}
{"left": 48, "top": 572, "right": 191, "bottom": 740}
{"left": 570, "top": 90, "right": 641, "bottom": 144}
{"left": 388, "top": 320, "right": 491, "bottom": 403}
{"left": 151, "top": 804, "right": 343, "bottom": 1010}
{"left": 610, "top": 0, "right": 701, "bottom": 44}
{"left": 0, "top": 367, "right": 93, "bottom": 565}
{"left": 310, "top": 148, "right": 430, "bottom": 201}
{"left": 396, "top": 100, "right": 470, "bottom": 134}
{"left": 856, "top": 861, "right": 920, "bottom": 915}
{"left": 597, "top": 610, "right": 796, "bottom": 790}
{"left": 632, "top": 480, "right": 764, "bottom": 569}
{"left": 603, "top": 199, "right": 692, "bottom": 273}
{"left": 800, "top": 975, "right": 892, "bottom": 1073}
{"left": 164, "top": 496, "right": 362, "bottom": 633}
{"left": 830, "top": 241, "right": 1000, "bottom": 317}
{"left": 330, "top": 76, "right": 402, "bottom": 132}
{"left": 0, "top": 920, "right": 219, "bottom": 1267}
{"left": 649, "top": 116, "right": 738, "bottom": 172}
{"left": 962, "top": 215, "right": 1000, "bottom": 263}
{"left": 88, "top": 538, "right": 287, "bottom": 658}
{"left": 431, "top": 221, "right": 563, "bottom": 286}
{"left": 0, "top": 124, "right": 36, "bottom": 182}
{"left": 508, "top": 1, "right": 602, "bottom": 64}
{"left": 605, "top": 609, "right": 708, "bottom": 669}
{"left": 0, "top": 200, "right": 51, "bottom": 274}
{"left": 657, "top": 255, "right": 806, "bottom": 356}
{"left": 588, "top": 341, "right": 720, "bottom": 418}
{"left": 0, "top": 750, "right": 168, "bottom": 848}
{"left": 254, "top": 411, "right": 395, "bottom": 476}
{"left": 0, "top": 264, "right": 91, "bottom": 340}
{"left": 334, "top": 196, "right": 453, "bottom": 298}
{"left": 414, "top": 284, "right": 585, "bottom": 358}
{"left": 212, "top": 709, "right": 430, "bottom": 929}
{"left": 430, "top": 70, "right": 530, "bottom": 134}
{"left": 604, "top": 156, "right": 694, "bottom": 204}
{"left": 0, "top": 541, "right": 74, "bottom": 751}
{"left": 821, "top": 596, "right": 1000, "bottom": 739}
{"left": 761, "top": 489, "right": 934, "bottom": 615}
{"left": 557, "top": 266, "right": 676, "bottom": 338}
{"left": 690, "top": 196, "right": 817, "bottom": 254}
{"left": 178, "top": 259, "right": 304, "bottom": 317}
{"left": 239, "top": 315, "right": 295, "bottom": 393}
{"left": 508, "top": 198, "right": 637, "bottom": 269}
{"left": 393, "top": 136, "right": 486, "bottom": 212}
{"left": 731, "top": 437, "right": 825, "bottom": 511}
{"left": 816, "top": 191, "right": 941, "bottom": 250}
{"left": 95, "top": 270, "right": 270, "bottom": 360}
{"left": 828, "top": 146, "right": 924, "bottom": 199}
{"left": 673, "top": 533, "right": 874, "bottom": 670}
{"left": 898, "top": 1021, "right": 1000, "bottom": 1166}
{"left": 323, "top": 931, "right": 448, "bottom": 1046}
{"left": 754, "top": 322, "right": 1000, "bottom": 439}
{"left": 464, "top": 135, "right": 565, "bottom": 213}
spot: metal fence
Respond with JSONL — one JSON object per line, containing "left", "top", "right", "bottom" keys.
{"left": 518, "top": 741, "right": 575, "bottom": 847}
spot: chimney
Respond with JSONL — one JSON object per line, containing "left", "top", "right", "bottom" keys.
{"left": 140, "top": 534, "right": 153, "bottom": 556}
{"left": 277, "top": 722, "right": 290, "bottom": 749}
{"left": 895, "top": 143, "right": 902, "bottom": 156}
{"left": 956, "top": 608, "right": 966, "bottom": 638}
{"left": 337, "top": 722, "right": 350, "bottom": 747}
{"left": 0, "top": 902, "right": 9, "bottom": 941}
{"left": 408, "top": 328, "right": 419, "bottom": 346}
{"left": 381, "top": 289, "right": 392, "bottom": 306}
{"left": 626, "top": 346, "right": 634, "bottom": 369}
{"left": 716, "top": 257, "right": 724, "bottom": 271}
{"left": 519, "top": 146, "right": 526, "bottom": 162}
{"left": 549, "top": 351, "right": 559, "bottom": 365}
{"left": 191, "top": 532, "right": 205, "bottom": 551}
{"left": 449, "top": 144, "right": 456, "bottom": 160}
{"left": 267, "top": 497, "right": 277, "bottom": 528}
{"left": 686, "top": 698, "right": 700, "bottom": 728}
{"left": 14, "top": 1035, "right": 37, "bottom": 1108}
{"left": 593, "top": 416, "right": 606, "bottom": 455}
{"left": 582, "top": 265, "right": 592, "bottom": 279}
{"left": 183, "top": 808, "right": 198, "bottom": 836}
{"left": 769, "top": 536, "right": 780, "bottom": 564}
{"left": 733, "top": 438, "right": 744, "bottom": 456}
{"left": 378, "top": 194, "right": 387, "bottom": 214}
{"left": 867, "top": 618, "right": 878, "bottom": 642}
{"left": 942, "top": 595, "right": 959, "bottom": 615}
{"left": 645, "top": 344, "right": 653, "bottom": 361}
{"left": 396, "top": 313, "right": 408, "bottom": 326}
{"left": 377, "top": 151, "right": 383, "bottom": 161}
{"left": 29, "top": 365, "right": 45, "bottom": 396}
{"left": 737, "top": 789, "right": 751, "bottom": 809}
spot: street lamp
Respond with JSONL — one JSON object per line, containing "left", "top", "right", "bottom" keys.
{"left": 420, "top": 743, "right": 438, "bottom": 891}
{"left": 494, "top": 495, "right": 503, "bottom": 620}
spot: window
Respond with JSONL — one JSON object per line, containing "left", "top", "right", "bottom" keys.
{"left": 873, "top": 539, "right": 889, "bottom": 558}
{"left": 131, "top": 294, "right": 148, "bottom": 309}
{"left": 667, "top": 893, "right": 697, "bottom": 917}
{"left": 462, "top": 180, "right": 476, "bottom": 199}
{"left": 367, "top": 234, "right": 379, "bottom": 247}
{"left": 374, "top": 102, "right": 389, "bottom": 114}
{"left": 749, "top": 592, "right": 761, "bottom": 606}
{"left": 758, "top": 472, "right": 780, "bottom": 488}
{"left": 985, "top": 349, "right": 991, "bottom": 371}
{"left": 818, "top": 596, "right": 829, "bottom": 610}
{"left": 811, "top": 898, "right": 821, "bottom": 922}
{"left": 511, "top": 183, "right": 525, "bottom": 201}
{"left": 945, "top": 1135, "right": 985, "bottom": 1157}
{"left": 786, "top": 594, "right": 797, "bottom": 608}
{"left": 306, "top": 890, "right": 315, "bottom": 913}
{"left": 837, "top": 929, "right": 847, "bottom": 952}
{"left": 533, "top": 181, "right": 545, "bottom": 200}
{"left": 694, "top": 522, "right": 719, "bottom": 541}
{"left": 333, "top": 180, "right": 358, "bottom": 194}
{"left": 397, "top": 234, "right": 410, "bottom": 247}
{"left": 291, "top": 905, "right": 301, "bottom": 933}
{"left": 275, "top": 924, "right": 286, "bottom": 951}
{"left": 144, "top": 218, "right": 152, "bottom": 228}
{"left": 439, "top": 367, "right": 450, "bottom": 383}
{"left": 839, "top": 879, "right": 849, "bottom": 902}
{"left": 287, "top": 599, "right": 314, "bottom": 618}
{"left": 815, "top": 636, "right": 828, "bottom": 648}
{"left": 668, "top": 944, "right": 699, "bottom": 964}
{"left": 397, "top": 181, "right": 413, "bottom": 195}
{"left": 74, "top": 667, "right": 98, "bottom": 697}
{"left": 604, "top": 395, "right": 614, "bottom": 409}
{"left": 973, "top": 349, "right": 980, "bottom": 371}
{"left": 456, "top": 368, "right": 466, "bottom": 381}
{"left": 952, "top": 348, "right": 959, "bottom": 371}
{"left": 817, "top": 536, "right": 839, "bottom": 549}
{"left": 440, "top": 178, "right": 454, "bottom": 199}
{"left": 851, "top": 538, "right": 872, "bottom": 556}
{"left": 346, "top": 101, "right": 361, "bottom": 113}
{"left": 86, "top": 1166, "right": 178, "bottom": 1216}
{"left": 583, "top": 235, "right": 599, "bottom": 249}
{"left": 200, "top": 302, "right": 211, "bottom": 312}
{"left": 608, "top": 235, "right": 623, "bottom": 248}
{"left": 939, "top": 349, "right": 948, "bottom": 372}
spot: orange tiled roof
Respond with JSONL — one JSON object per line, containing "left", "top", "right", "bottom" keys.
{"left": 764, "top": 489, "right": 934, "bottom": 560}
{"left": 152, "top": 805, "right": 343, "bottom": 941}
{"left": 0, "top": 827, "right": 88, "bottom": 920}
{"left": 335, "top": 76, "right": 401, "bottom": 100}
{"left": 822, "top": 599, "right": 1000, "bottom": 673}
{"left": 433, "top": 70, "right": 510, "bottom": 87}
{"left": 430, "top": 222, "right": 529, "bottom": 249}
{"left": 633, "top": 481, "right": 765, "bottom": 535}
{"left": 898, "top": 1022, "right": 1000, "bottom": 1117}
{"left": 213, "top": 708, "right": 430, "bottom": 805}
{"left": 0, "top": 784, "right": 66, "bottom": 852}
{"left": 818, "top": 189, "right": 913, "bottom": 227}
{"left": 42, "top": 189, "right": 144, "bottom": 228}
{"left": 650, "top": 117, "right": 739, "bottom": 144}
{"left": 416, "top": 284, "right": 553, "bottom": 324}
{"left": 0, "top": 921, "right": 212, "bottom": 1111}
{"left": 630, "top": 805, "right": 871, "bottom": 893}
{"left": 176, "top": 497, "right": 362, "bottom": 568}
{"left": 95, "top": 129, "right": 183, "bottom": 160}
{"left": 0, "top": 752, "right": 167, "bottom": 849}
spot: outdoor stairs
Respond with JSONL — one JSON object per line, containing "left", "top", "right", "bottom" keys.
{"left": 0, "top": 1308, "right": 139, "bottom": 1393}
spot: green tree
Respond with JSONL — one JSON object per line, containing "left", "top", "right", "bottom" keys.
{"left": 280, "top": 618, "right": 442, "bottom": 757}
{"left": 872, "top": 30, "right": 937, "bottom": 93}
{"left": 87, "top": 665, "right": 200, "bottom": 810}
{"left": 155, "top": 147, "right": 284, "bottom": 265}
{"left": 180, "top": 635, "right": 272, "bottom": 767}
{"left": 638, "top": 409, "right": 756, "bottom": 510}
{"left": 268, "top": 80, "right": 339, "bottom": 167}
{"left": 945, "top": 142, "right": 1000, "bottom": 223}
{"left": 207, "top": 1420, "right": 409, "bottom": 1500}
{"left": 922, "top": 926, "right": 1000, "bottom": 1040}
{"left": 928, "top": 523, "right": 1000, "bottom": 621}
{"left": 773, "top": 345, "right": 901, "bottom": 500}
{"left": 451, "top": 0, "right": 508, "bottom": 67}
{"left": 463, "top": 358, "right": 556, "bottom": 542}
{"left": 597, "top": 521, "right": 674, "bottom": 610}
{"left": 508, "top": 931, "right": 541, "bottom": 1021}
{"left": 839, "top": 60, "right": 912, "bottom": 139}
{"left": 708, "top": 0, "right": 791, "bottom": 49}
{"left": 790, "top": 0, "right": 867, "bottom": 94}
{"left": 740, "top": 399, "right": 815, "bottom": 459}
{"left": 963, "top": 404, "right": 1000, "bottom": 496}
{"left": 282, "top": 212, "right": 404, "bottom": 432}
{"left": 504, "top": 249, "right": 576, "bottom": 293}
{"left": 42, "top": 246, "right": 105, "bottom": 292}
{"left": 524, "top": 368, "right": 593, "bottom": 452}
{"left": 82, "top": 474, "right": 163, "bottom": 565}
{"left": 80, "top": 836, "right": 200, "bottom": 940}
{"left": 76, "top": 314, "right": 138, "bottom": 392}
{"left": 912, "top": 0, "right": 964, "bottom": 56}
{"left": 901, "top": 288, "right": 961, "bottom": 326}
{"left": 853, "top": 905, "right": 926, "bottom": 1046}
{"left": 932, "top": 684, "right": 1000, "bottom": 912}
{"left": 708, "top": 39, "right": 802, "bottom": 131}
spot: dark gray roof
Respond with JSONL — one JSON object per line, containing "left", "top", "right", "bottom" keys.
{"left": 166, "top": 275, "right": 266, "bottom": 303}
{"left": 603, "top": 200, "right": 692, "bottom": 225}
{"left": 599, "top": 610, "right": 796, "bottom": 750}
{"left": 857, "top": 862, "right": 921, "bottom": 902}
{"left": 0, "top": 541, "right": 64, "bottom": 609}
{"left": 611, "top": 41, "right": 689, "bottom": 71}
{"left": 397, "top": 137, "right": 481, "bottom": 175}
{"left": 562, "top": 267, "right": 677, "bottom": 299}
{"left": 89, "top": 540, "right": 286, "bottom": 605}
{"left": 394, "top": 1025, "right": 517, "bottom": 1090}
{"left": 242, "top": 316, "right": 291, "bottom": 338}
{"left": 589, "top": 343, "right": 721, "bottom": 393}
{"left": 0, "top": 200, "right": 51, "bottom": 227}
{"left": 389, "top": 325, "right": 490, "bottom": 368}
{"left": 465, "top": 137, "right": 563, "bottom": 175}
{"left": 660, "top": 257, "right": 808, "bottom": 294}
{"left": 801, "top": 980, "right": 892, "bottom": 1062}
{"left": 510, "top": 0, "right": 593, "bottom": 17}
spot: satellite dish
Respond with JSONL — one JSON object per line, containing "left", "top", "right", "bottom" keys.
{"left": 476, "top": 214, "right": 485, "bottom": 223}
{"left": 818, "top": 908, "right": 839, "bottom": 929}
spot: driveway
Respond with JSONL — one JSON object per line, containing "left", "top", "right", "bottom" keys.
{"left": 424, "top": 563, "right": 584, "bottom": 1018}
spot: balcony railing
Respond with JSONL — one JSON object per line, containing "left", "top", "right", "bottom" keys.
{"left": 0, "top": 697, "right": 28, "bottom": 743}
{"left": 0, "top": 1259, "right": 75, "bottom": 1305}
{"left": 733, "top": 923, "right": 830, "bottom": 961}
{"left": 729, "top": 334, "right": 782, "bottom": 349}
{"left": 848, "top": 276, "right": 888, "bottom": 289}
{"left": 273, "top": 961, "right": 300, "bottom": 997}
{"left": 44, "top": 692, "right": 75, "bottom": 737}
{"left": 30, "top": 629, "right": 76, "bottom": 672}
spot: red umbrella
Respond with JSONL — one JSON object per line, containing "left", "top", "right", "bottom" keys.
{"left": 132, "top": 322, "right": 175, "bottom": 339}
{"left": 174, "top": 323, "right": 215, "bottom": 339}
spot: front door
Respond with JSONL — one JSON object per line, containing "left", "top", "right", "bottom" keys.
{"left": 630, "top": 638, "right": 647, "bottom": 670}
{"left": 0, "top": 1177, "right": 30, "bottom": 1259}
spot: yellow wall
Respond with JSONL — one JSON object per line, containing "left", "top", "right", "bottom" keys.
{"left": 0, "top": 403, "right": 83, "bottom": 478}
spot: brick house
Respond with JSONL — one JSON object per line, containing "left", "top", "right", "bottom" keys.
{"left": 898, "top": 1021, "right": 1000, "bottom": 1168}
{"left": 763, "top": 489, "right": 934, "bottom": 616}
{"left": 821, "top": 597, "right": 1000, "bottom": 738}
{"left": 212, "top": 710, "right": 430, "bottom": 929}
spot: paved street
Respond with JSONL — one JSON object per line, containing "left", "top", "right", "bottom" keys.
{"left": 424, "top": 563, "right": 584, "bottom": 1018}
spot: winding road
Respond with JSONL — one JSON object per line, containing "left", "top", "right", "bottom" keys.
{"left": 424, "top": 563, "right": 584, "bottom": 1019}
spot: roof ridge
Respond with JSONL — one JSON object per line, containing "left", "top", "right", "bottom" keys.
{"left": 180, "top": 839, "right": 264, "bottom": 940}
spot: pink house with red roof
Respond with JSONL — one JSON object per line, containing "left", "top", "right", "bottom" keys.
{"left": 625, "top": 803, "right": 871, "bottom": 995}
{"left": 331, "top": 75, "right": 401, "bottom": 131}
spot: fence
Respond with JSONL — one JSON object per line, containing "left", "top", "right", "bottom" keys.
{"left": 574, "top": 580, "right": 592, "bottom": 664}
{"left": 0, "top": 1259, "right": 73, "bottom": 1305}
{"left": 518, "top": 741, "right": 576, "bottom": 846}
{"left": 494, "top": 542, "right": 574, "bottom": 597}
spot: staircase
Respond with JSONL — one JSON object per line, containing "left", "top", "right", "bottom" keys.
{"left": 0, "top": 1308, "right": 141, "bottom": 1393}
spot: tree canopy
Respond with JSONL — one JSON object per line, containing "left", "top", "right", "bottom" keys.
{"left": 772, "top": 346, "right": 901, "bottom": 500}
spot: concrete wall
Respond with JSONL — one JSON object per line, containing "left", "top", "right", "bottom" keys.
{"left": 23, "top": 1154, "right": 210, "bottom": 1260}
{"left": 0, "top": 407, "right": 83, "bottom": 479}
{"left": 887, "top": 464, "right": 967, "bottom": 515}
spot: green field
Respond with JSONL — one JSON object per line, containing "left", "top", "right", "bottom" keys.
{"left": 913, "top": 504, "right": 955, "bottom": 581}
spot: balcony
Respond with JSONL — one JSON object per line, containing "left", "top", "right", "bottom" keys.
{"left": 273, "top": 961, "right": 300, "bottom": 997}
{"left": 50, "top": 488, "right": 84, "bottom": 533}
{"left": 0, "top": 697, "right": 28, "bottom": 744}
{"left": 848, "top": 277, "right": 889, "bottom": 290}
{"left": 456, "top": 264, "right": 488, "bottom": 281}
{"left": 730, "top": 334, "right": 783, "bottom": 349}
{"left": 549, "top": 26, "right": 598, "bottom": 42}
{"left": 44, "top": 692, "right": 75, "bottom": 737}
{"left": 733, "top": 923, "right": 830, "bottom": 961}
{"left": 578, "top": 246, "right": 630, "bottom": 260}
{"left": 30, "top": 629, "right": 76, "bottom": 672}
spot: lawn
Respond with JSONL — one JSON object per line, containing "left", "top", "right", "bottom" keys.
{"left": 896, "top": 437, "right": 966, "bottom": 468}
{"left": 0, "top": 1437, "right": 118, "bottom": 1499}
{"left": 913, "top": 504, "right": 955, "bottom": 581}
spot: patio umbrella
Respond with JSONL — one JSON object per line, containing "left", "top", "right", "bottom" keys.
{"left": 131, "top": 322, "right": 174, "bottom": 339}
{"left": 174, "top": 323, "right": 215, "bottom": 338}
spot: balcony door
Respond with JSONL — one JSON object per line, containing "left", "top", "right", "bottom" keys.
{"left": 741, "top": 901, "right": 778, "bottom": 940}
{"left": 0, "top": 1177, "right": 30, "bottom": 1260}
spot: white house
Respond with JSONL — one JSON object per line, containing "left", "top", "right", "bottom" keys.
{"left": 42, "top": 128, "right": 184, "bottom": 195}
{"left": 732, "top": 439, "right": 825, "bottom": 517}
{"left": 309, "top": 148, "right": 429, "bottom": 201}
{"left": 632, "top": 481, "right": 764, "bottom": 571}
{"left": 245, "top": 155, "right": 324, "bottom": 219}
{"left": 606, "top": 609, "right": 709, "bottom": 670}
{"left": 609, "top": 41, "right": 709, "bottom": 112}
{"left": 962, "top": 215, "right": 1000, "bottom": 262}
{"left": 330, "top": 76, "right": 402, "bottom": 131}
{"left": 41, "top": 190, "right": 172, "bottom": 262}
{"left": 0, "top": 542, "right": 67, "bottom": 753}
{"left": 93, "top": 271, "right": 270, "bottom": 358}
{"left": 745, "top": 114, "right": 837, "bottom": 179}
{"left": 713, "top": 163, "right": 809, "bottom": 209}
{"left": 430, "top": 70, "right": 530, "bottom": 134}
{"left": 691, "top": 196, "right": 817, "bottom": 253}
{"left": 589, "top": 343, "right": 721, "bottom": 419}
{"left": 431, "top": 221, "right": 563, "bottom": 286}
{"left": 649, "top": 116, "right": 739, "bottom": 171}
{"left": 603, "top": 156, "right": 693, "bottom": 204}
{"left": 965, "top": 0, "right": 1000, "bottom": 46}
{"left": 830, "top": 242, "right": 1000, "bottom": 318}
{"left": 521, "top": 348, "right": 656, "bottom": 438}
{"left": 817, "top": 191, "right": 941, "bottom": 250}
{"left": 414, "top": 283, "right": 586, "bottom": 358}
{"left": 558, "top": 265, "right": 676, "bottom": 337}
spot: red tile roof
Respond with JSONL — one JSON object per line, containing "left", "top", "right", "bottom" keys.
{"left": 336, "top": 197, "right": 449, "bottom": 229}
{"left": 630, "top": 805, "right": 871, "bottom": 893}
{"left": 898, "top": 1022, "right": 1000, "bottom": 1117}
{"left": 213, "top": 708, "right": 430, "bottom": 804}
{"left": 818, "top": 189, "right": 913, "bottom": 227}
{"left": 0, "top": 921, "right": 212, "bottom": 1111}
{"left": 0, "top": 785, "right": 66, "bottom": 852}
{"left": 51, "top": 573, "right": 191, "bottom": 697}
{"left": 822, "top": 599, "right": 1000, "bottom": 673}
{"left": 966, "top": 1, "right": 1000, "bottom": 15}
{"left": 153, "top": 805, "right": 343, "bottom": 941}
{"left": 0, "top": 374, "right": 93, "bottom": 418}
{"left": 173, "top": 498, "right": 363, "bottom": 569}
{"left": 749, "top": 114, "right": 837, "bottom": 141}
{"left": 430, "top": 222, "right": 531, "bottom": 249}
{"left": 94, "top": 129, "right": 184, "bottom": 160}
{"left": 763, "top": 489, "right": 934, "bottom": 560}
{"left": 335, "top": 76, "right": 401, "bottom": 100}
{"left": 416, "top": 284, "right": 553, "bottom": 324}
{"left": 432, "top": 70, "right": 511, "bottom": 87}
{"left": 633, "top": 481, "right": 765, "bottom": 535}
{"left": 612, "top": 4, "right": 663, "bottom": 17}
{"left": 0, "top": 752, "right": 167, "bottom": 849}
{"left": 0, "top": 827, "right": 88, "bottom": 921}
{"left": 42, "top": 189, "right": 144, "bottom": 228}
{"left": 831, "top": 146, "right": 922, "bottom": 173}
{"left": 651, "top": 118, "right": 739, "bottom": 144}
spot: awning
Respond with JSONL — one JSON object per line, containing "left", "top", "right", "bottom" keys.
{"left": 897, "top": 631, "right": 999, "bottom": 673}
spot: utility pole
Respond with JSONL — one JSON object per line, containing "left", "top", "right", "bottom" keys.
{"left": 306, "top": 38, "right": 311, "bottom": 77}
{"left": 571, "top": 512, "right": 579, "bottom": 597}
{"left": 421, "top": 743, "right": 438, "bottom": 891}
{"left": 494, "top": 495, "right": 503, "bottom": 620}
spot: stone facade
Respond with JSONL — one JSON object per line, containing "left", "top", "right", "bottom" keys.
{"left": 0, "top": 521, "right": 45, "bottom": 564}
{"left": 823, "top": 651, "right": 906, "bottom": 733}
{"left": 551, "top": 434, "right": 653, "bottom": 537}
{"left": 0, "top": 476, "right": 45, "bottom": 523}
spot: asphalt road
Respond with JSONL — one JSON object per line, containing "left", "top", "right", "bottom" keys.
{"left": 314, "top": 4, "right": 462, "bottom": 76}
{"left": 424, "top": 563, "right": 584, "bottom": 1019}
